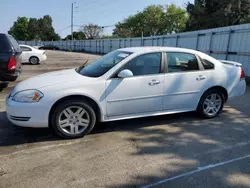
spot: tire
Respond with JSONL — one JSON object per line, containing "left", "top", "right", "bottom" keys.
{"left": 29, "top": 56, "right": 40, "bottom": 65}
{"left": 197, "top": 89, "right": 225, "bottom": 119}
{"left": 51, "top": 99, "right": 96, "bottom": 139}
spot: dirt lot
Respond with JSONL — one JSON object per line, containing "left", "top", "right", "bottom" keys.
{"left": 0, "top": 50, "right": 250, "bottom": 188}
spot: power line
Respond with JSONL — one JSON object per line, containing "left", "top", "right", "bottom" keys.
{"left": 72, "top": 24, "right": 115, "bottom": 27}
{"left": 101, "top": 24, "right": 116, "bottom": 28}
{"left": 63, "top": 2, "right": 187, "bottom": 37}
{"left": 57, "top": 25, "right": 71, "bottom": 32}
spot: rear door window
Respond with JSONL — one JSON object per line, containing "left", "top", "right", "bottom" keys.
{"left": 166, "top": 52, "right": 200, "bottom": 73}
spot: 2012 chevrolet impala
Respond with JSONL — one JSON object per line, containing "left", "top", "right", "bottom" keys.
{"left": 6, "top": 47, "right": 246, "bottom": 139}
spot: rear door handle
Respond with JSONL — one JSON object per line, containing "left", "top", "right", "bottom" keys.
{"left": 149, "top": 80, "right": 160, "bottom": 86}
{"left": 196, "top": 75, "right": 207, "bottom": 81}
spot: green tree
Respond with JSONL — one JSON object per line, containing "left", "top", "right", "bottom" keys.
{"left": 8, "top": 15, "right": 61, "bottom": 41}
{"left": 164, "top": 4, "right": 189, "bottom": 34}
{"left": 186, "top": 0, "right": 250, "bottom": 31}
{"left": 64, "top": 31, "right": 86, "bottom": 40}
{"left": 113, "top": 4, "right": 188, "bottom": 37}
{"left": 241, "top": 16, "right": 250, "bottom": 24}
{"left": 8, "top": 17, "right": 29, "bottom": 40}
{"left": 27, "top": 18, "right": 39, "bottom": 40}
{"left": 38, "top": 15, "right": 60, "bottom": 41}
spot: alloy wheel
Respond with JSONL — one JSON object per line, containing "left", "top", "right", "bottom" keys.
{"left": 30, "top": 57, "right": 38, "bottom": 64}
{"left": 58, "top": 106, "right": 90, "bottom": 135}
{"left": 203, "top": 93, "right": 222, "bottom": 117}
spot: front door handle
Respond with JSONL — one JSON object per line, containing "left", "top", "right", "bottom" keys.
{"left": 196, "top": 75, "right": 207, "bottom": 81}
{"left": 149, "top": 80, "right": 160, "bottom": 86}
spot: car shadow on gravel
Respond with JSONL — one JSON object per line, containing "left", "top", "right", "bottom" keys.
{"left": 92, "top": 111, "right": 197, "bottom": 135}
{"left": 106, "top": 106, "right": 250, "bottom": 188}
{"left": 0, "top": 110, "right": 197, "bottom": 147}
{"left": 1, "top": 105, "right": 250, "bottom": 187}
{"left": 0, "top": 112, "right": 57, "bottom": 147}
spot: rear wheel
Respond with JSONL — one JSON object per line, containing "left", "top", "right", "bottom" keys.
{"left": 51, "top": 99, "right": 96, "bottom": 139}
{"left": 29, "top": 56, "right": 40, "bottom": 65}
{"left": 197, "top": 89, "right": 225, "bottom": 118}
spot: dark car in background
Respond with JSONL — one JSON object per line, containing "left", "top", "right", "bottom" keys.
{"left": 0, "top": 34, "right": 22, "bottom": 91}
{"left": 39, "top": 45, "right": 59, "bottom": 50}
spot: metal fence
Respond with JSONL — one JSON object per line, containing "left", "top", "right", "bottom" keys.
{"left": 19, "top": 23, "right": 250, "bottom": 76}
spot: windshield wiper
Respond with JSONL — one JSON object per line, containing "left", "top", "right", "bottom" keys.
{"left": 76, "top": 60, "right": 89, "bottom": 72}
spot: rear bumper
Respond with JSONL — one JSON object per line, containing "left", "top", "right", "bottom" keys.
{"left": 228, "top": 79, "right": 246, "bottom": 99}
{"left": 0, "top": 69, "right": 22, "bottom": 82}
{"left": 40, "top": 54, "right": 47, "bottom": 62}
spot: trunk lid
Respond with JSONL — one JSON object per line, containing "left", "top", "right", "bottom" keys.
{"left": 219, "top": 60, "right": 242, "bottom": 67}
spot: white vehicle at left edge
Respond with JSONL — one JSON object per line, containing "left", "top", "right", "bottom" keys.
{"left": 19, "top": 44, "right": 47, "bottom": 65}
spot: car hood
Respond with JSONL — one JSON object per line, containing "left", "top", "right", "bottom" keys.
{"left": 14, "top": 69, "right": 89, "bottom": 91}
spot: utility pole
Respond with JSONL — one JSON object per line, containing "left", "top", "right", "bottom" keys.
{"left": 71, "top": 2, "right": 78, "bottom": 41}
{"left": 141, "top": 31, "right": 144, "bottom": 46}
{"left": 71, "top": 3, "right": 74, "bottom": 41}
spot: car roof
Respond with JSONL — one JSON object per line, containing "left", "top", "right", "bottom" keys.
{"left": 119, "top": 46, "right": 222, "bottom": 66}
{"left": 19, "top": 44, "right": 32, "bottom": 48}
{"left": 0, "top": 33, "right": 18, "bottom": 39}
{"left": 0, "top": 33, "right": 11, "bottom": 39}
{"left": 118, "top": 46, "right": 218, "bottom": 63}
{"left": 0, "top": 33, "right": 8, "bottom": 37}
{"left": 119, "top": 46, "right": 204, "bottom": 55}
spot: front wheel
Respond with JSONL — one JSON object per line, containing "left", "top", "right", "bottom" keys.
{"left": 51, "top": 100, "right": 96, "bottom": 139}
{"left": 197, "top": 90, "right": 225, "bottom": 119}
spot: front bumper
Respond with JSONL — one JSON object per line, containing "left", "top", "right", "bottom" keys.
{"left": 6, "top": 97, "right": 50, "bottom": 128}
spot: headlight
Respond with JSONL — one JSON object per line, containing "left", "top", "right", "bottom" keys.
{"left": 12, "top": 90, "right": 44, "bottom": 103}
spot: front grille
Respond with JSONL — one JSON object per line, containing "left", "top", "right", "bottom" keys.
{"left": 10, "top": 115, "right": 30, "bottom": 122}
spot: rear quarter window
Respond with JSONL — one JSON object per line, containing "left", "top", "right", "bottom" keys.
{"left": 201, "top": 59, "right": 214, "bottom": 70}
{"left": 8, "top": 36, "right": 21, "bottom": 52}
{"left": 0, "top": 37, "right": 11, "bottom": 53}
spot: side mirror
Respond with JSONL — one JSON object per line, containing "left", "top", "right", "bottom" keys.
{"left": 118, "top": 69, "right": 133, "bottom": 78}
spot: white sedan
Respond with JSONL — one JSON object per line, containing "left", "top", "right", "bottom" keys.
{"left": 6, "top": 47, "right": 246, "bottom": 139}
{"left": 19, "top": 45, "right": 47, "bottom": 65}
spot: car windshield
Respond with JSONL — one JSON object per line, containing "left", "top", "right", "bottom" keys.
{"left": 76, "top": 50, "right": 133, "bottom": 78}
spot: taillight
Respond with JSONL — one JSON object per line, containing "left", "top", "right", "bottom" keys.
{"left": 8, "top": 57, "right": 16, "bottom": 70}
{"left": 240, "top": 67, "right": 245, "bottom": 80}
